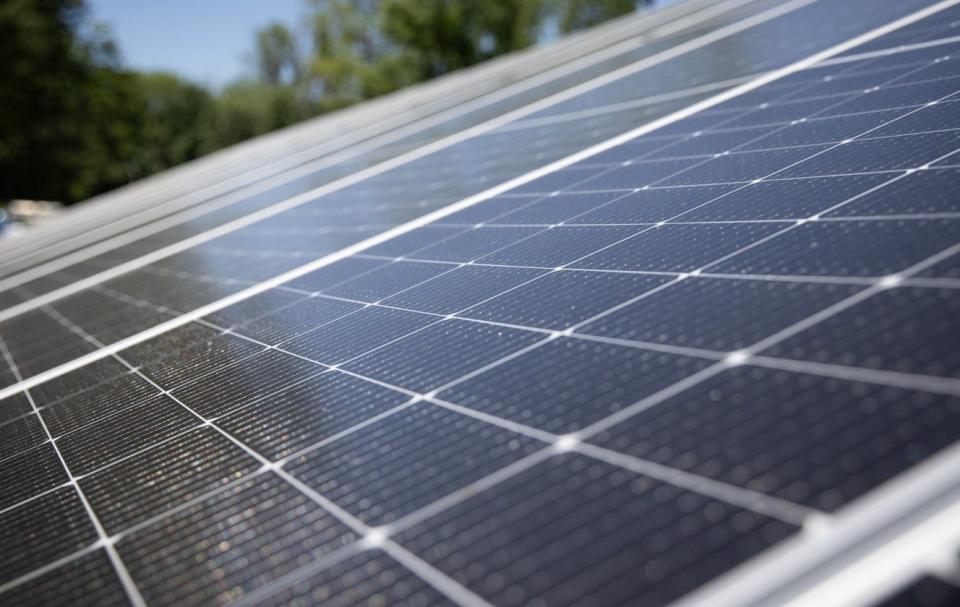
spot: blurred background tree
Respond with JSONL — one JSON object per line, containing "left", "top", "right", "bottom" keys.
{"left": 1, "top": 0, "right": 649, "bottom": 205}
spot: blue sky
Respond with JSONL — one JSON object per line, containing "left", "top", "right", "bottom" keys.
{"left": 89, "top": 0, "right": 303, "bottom": 88}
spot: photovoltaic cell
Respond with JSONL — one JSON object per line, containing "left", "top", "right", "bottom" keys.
{"left": 590, "top": 366, "right": 960, "bottom": 511}
{"left": 437, "top": 338, "right": 712, "bottom": 433}
{"left": 0, "top": 487, "right": 97, "bottom": 585}
{"left": 243, "top": 549, "right": 448, "bottom": 607}
{"left": 215, "top": 370, "right": 411, "bottom": 460}
{"left": 0, "top": 549, "right": 129, "bottom": 607}
{"left": 875, "top": 576, "right": 960, "bottom": 607}
{"left": 285, "top": 403, "right": 544, "bottom": 525}
{"left": 114, "top": 475, "right": 354, "bottom": 606}
{"left": 395, "top": 454, "right": 797, "bottom": 607}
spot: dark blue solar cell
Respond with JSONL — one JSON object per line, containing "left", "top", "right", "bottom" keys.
{"left": 0, "top": 549, "right": 129, "bottom": 607}
{"left": 131, "top": 329, "right": 265, "bottom": 390}
{"left": 0, "top": 488, "right": 98, "bottom": 586}
{"left": 763, "top": 286, "right": 960, "bottom": 378}
{"left": 363, "top": 226, "right": 463, "bottom": 258}
{"left": 397, "top": 453, "right": 796, "bottom": 607}
{"left": 825, "top": 168, "right": 960, "bottom": 215}
{"left": 820, "top": 77, "right": 960, "bottom": 115}
{"left": 248, "top": 550, "right": 449, "bottom": 607}
{"left": 40, "top": 370, "right": 159, "bottom": 437}
{"left": 591, "top": 366, "right": 960, "bottom": 511}
{"left": 794, "top": 64, "right": 929, "bottom": 97}
{"left": 325, "top": 260, "right": 453, "bottom": 302}
{"left": 284, "top": 257, "right": 390, "bottom": 292}
{"left": 216, "top": 370, "right": 411, "bottom": 459}
{"left": 571, "top": 222, "right": 786, "bottom": 272}
{"left": 414, "top": 226, "right": 541, "bottom": 262}
{"left": 80, "top": 427, "right": 259, "bottom": 534}
{"left": 203, "top": 289, "right": 305, "bottom": 328}
{"left": 239, "top": 297, "right": 362, "bottom": 344}
{"left": 383, "top": 264, "right": 546, "bottom": 314}
{"left": 0, "top": 412, "right": 48, "bottom": 461}
{"left": 510, "top": 165, "right": 609, "bottom": 193}
{"left": 932, "top": 152, "right": 960, "bottom": 167}
{"left": 877, "top": 576, "right": 960, "bottom": 607}
{"left": 717, "top": 95, "right": 854, "bottom": 129}
{"left": 718, "top": 79, "right": 808, "bottom": 108}
{"left": 460, "top": 269, "right": 670, "bottom": 330}
{"left": 871, "top": 99, "right": 960, "bottom": 136}
{"left": 116, "top": 475, "right": 354, "bottom": 606}
{"left": 778, "top": 131, "right": 960, "bottom": 177}
{"left": 896, "top": 56, "right": 960, "bottom": 82}
{"left": 438, "top": 337, "right": 710, "bottom": 433}
{"left": 491, "top": 191, "right": 623, "bottom": 225}
{"left": 659, "top": 146, "right": 832, "bottom": 186}
{"left": 651, "top": 107, "right": 741, "bottom": 136}
{"left": 481, "top": 225, "right": 639, "bottom": 267}
{"left": 436, "top": 194, "right": 541, "bottom": 225}
{"left": 56, "top": 394, "right": 198, "bottom": 476}
{"left": 582, "top": 137, "right": 677, "bottom": 164}
{"left": 573, "top": 184, "right": 737, "bottom": 223}
{"left": 655, "top": 125, "right": 778, "bottom": 157}
{"left": 342, "top": 319, "right": 542, "bottom": 393}
{"left": 170, "top": 349, "right": 324, "bottom": 418}
{"left": 570, "top": 157, "right": 702, "bottom": 190}
{"left": 580, "top": 277, "right": 862, "bottom": 351}
{"left": 739, "top": 110, "right": 906, "bottom": 150}
{"left": 918, "top": 251, "right": 960, "bottom": 278}
{"left": 281, "top": 306, "right": 436, "bottom": 365}
{"left": 0, "top": 442, "right": 67, "bottom": 511}
{"left": 28, "top": 358, "right": 132, "bottom": 411}
{"left": 679, "top": 174, "right": 893, "bottom": 220}
{"left": 0, "top": 392, "right": 35, "bottom": 426}
{"left": 711, "top": 219, "right": 960, "bottom": 276}
{"left": 285, "top": 403, "right": 543, "bottom": 525}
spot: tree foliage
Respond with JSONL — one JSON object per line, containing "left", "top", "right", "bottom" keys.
{"left": 0, "top": 0, "right": 133, "bottom": 201}
{"left": 1, "top": 0, "right": 646, "bottom": 205}
{"left": 379, "top": 0, "right": 544, "bottom": 79}
{"left": 256, "top": 23, "right": 301, "bottom": 86}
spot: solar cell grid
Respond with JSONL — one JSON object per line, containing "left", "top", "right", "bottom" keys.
{"left": 920, "top": 250, "right": 960, "bottom": 278}
{"left": 0, "top": 487, "right": 98, "bottom": 586}
{"left": 875, "top": 575, "right": 960, "bottom": 607}
{"left": 114, "top": 475, "right": 355, "bottom": 606}
{"left": 0, "top": 442, "right": 67, "bottom": 512}
{"left": 0, "top": 549, "right": 129, "bottom": 607}
{"left": 0, "top": 0, "right": 732, "bottom": 276}
{"left": 237, "top": 549, "right": 448, "bottom": 607}
{"left": 0, "top": 409, "right": 48, "bottom": 461}
{"left": 0, "top": 0, "right": 939, "bottom": 343}
{"left": 78, "top": 426, "right": 260, "bottom": 536}
{"left": 214, "top": 370, "right": 412, "bottom": 461}
{"left": 394, "top": 453, "right": 797, "bottom": 607}
{"left": 2, "top": 2, "right": 960, "bottom": 606}
{"left": 590, "top": 366, "right": 960, "bottom": 511}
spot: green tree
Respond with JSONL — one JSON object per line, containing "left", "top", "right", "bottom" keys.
{"left": 553, "top": 0, "right": 640, "bottom": 33}
{"left": 209, "top": 80, "right": 312, "bottom": 148}
{"left": 0, "top": 0, "right": 139, "bottom": 202}
{"left": 379, "top": 0, "right": 544, "bottom": 80}
{"left": 128, "top": 72, "right": 218, "bottom": 178}
{"left": 256, "top": 22, "right": 301, "bottom": 85}
{"left": 304, "top": 0, "right": 407, "bottom": 108}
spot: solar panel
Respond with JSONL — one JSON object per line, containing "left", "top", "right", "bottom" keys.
{"left": 1, "top": 0, "right": 960, "bottom": 605}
